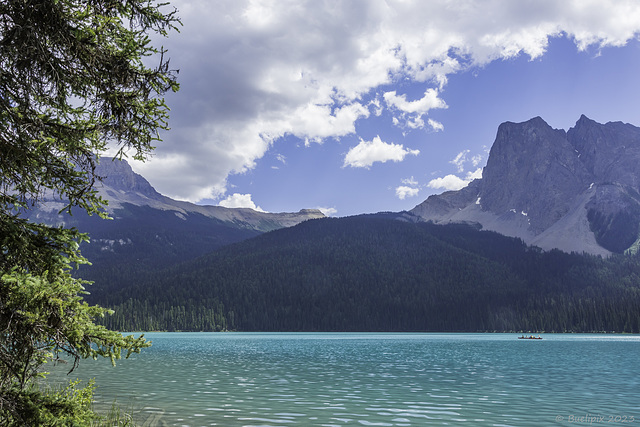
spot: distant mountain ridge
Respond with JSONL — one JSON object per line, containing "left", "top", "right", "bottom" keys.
{"left": 35, "top": 157, "right": 325, "bottom": 233}
{"left": 411, "top": 115, "right": 640, "bottom": 256}
{"left": 30, "top": 115, "right": 640, "bottom": 260}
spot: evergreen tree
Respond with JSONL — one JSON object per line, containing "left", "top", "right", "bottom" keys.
{"left": 0, "top": 0, "right": 179, "bottom": 424}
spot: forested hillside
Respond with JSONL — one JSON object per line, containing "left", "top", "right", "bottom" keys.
{"left": 64, "top": 203, "right": 262, "bottom": 298}
{"left": 89, "top": 216, "right": 640, "bottom": 332}
{"left": 94, "top": 216, "right": 640, "bottom": 333}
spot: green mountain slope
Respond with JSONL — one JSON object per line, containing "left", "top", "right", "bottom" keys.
{"left": 95, "top": 215, "right": 640, "bottom": 333}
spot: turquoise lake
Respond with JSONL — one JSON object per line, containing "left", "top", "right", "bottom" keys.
{"left": 51, "top": 333, "right": 639, "bottom": 426}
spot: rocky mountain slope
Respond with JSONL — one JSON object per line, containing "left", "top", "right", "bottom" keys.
{"left": 411, "top": 115, "right": 640, "bottom": 256}
{"left": 33, "top": 157, "right": 324, "bottom": 233}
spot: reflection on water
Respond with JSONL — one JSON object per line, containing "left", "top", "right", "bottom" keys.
{"left": 50, "top": 333, "right": 640, "bottom": 426}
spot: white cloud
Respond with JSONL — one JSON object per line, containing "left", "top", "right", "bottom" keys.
{"left": 384, "top": 88, "right": 447, "bottom": 115}
{"left": 427, "top": 175, "right": 468, "bottom": 192}
{"left": 406, "top": 116, "right": 424, "bottom": 129}
{"left": 136, "top": 0, "right": 640, "bottom": 202}
{"left": 428, "top": 167, "right": 483, "bottom": 191}
{"left": 402, "top": 176, "right": 418, "bottom": 186}
{"left": 343, "top": 136, "right": 419, "bottom": 169}
{"left": 428, "top": 119, "right": 444, "bottom": 132}
{"left": 396, "top": 176, "right": 421, "bottom": 199}
{"left": 290, "top": 101, "right": 371, "bottom": 146}
{"left": 395, "top": 185, "right": 420, "bottom": 200}
{"left": 448, "top": 149, "right": 487, "bottom": 174}
{"left": 219, "top": 193, "right": 266, "bottom": 212}
{"left": 384, "top": 88, "right": 447, "bottom": 130}
{"left": 369, "top": 97, "right": 384, "bottom": 116}
{"left": 317, "top": 206, "right": 338, "bottom": 217}
{"left": 450, "top": 150, "right": 471, "bottom": 173}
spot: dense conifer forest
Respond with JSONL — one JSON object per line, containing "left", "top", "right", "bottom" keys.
{"left": 89, "top": 216, "right": 640, "bottom": 333}
{"left": 69, "top": 204, "right": 261, "bottom": 295}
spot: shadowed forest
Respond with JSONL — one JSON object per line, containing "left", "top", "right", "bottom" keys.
{"left": 81, "top": 215, "right": 640, "bottom": 333}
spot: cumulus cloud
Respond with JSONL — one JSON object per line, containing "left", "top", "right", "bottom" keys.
{"left": 384, "top": 89, "right": 447, "bottom": 115}
{"left": 396, "top": 186, "right": 420, "bottom": 200}
{"left": 396, "top": 176, "right": 421, "bottom": 200}
{"left": 219, "top": 193, "right": 266, "bottom": 212}
{"left": 134, "top": 0, "right": 640, "bottom": 202}
{"left": 292, "top": 102, "right": 371, "bottom": 146}
{"left": 430, "top": 149, "right": 485, "bottom": 191}
{"left": 428, "top": 168, "right": 483, "bottom": 191}
{"left": 343, "top": 136, "right": 419, "bottom": 168}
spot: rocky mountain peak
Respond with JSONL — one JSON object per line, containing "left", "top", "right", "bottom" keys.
{"left": 480, "top": 116, "right": 589, "bottom": 233}
{"left": 575, "top": 113, "right": 596, "bottom": 127}
{"left": 95, "top": 157, "right": 163, "bottom": 201}
{"left": 411, "top": 115, "right": 640, "bottom": 255}
{"left": 567, "top": 116, "right": 640, "bottom": 187}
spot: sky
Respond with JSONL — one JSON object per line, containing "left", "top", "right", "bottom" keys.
{"left": 123, "top": 0, "right": 640, "bottom": 217}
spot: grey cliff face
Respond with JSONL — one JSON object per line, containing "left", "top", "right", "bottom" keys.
{"left": 411, "top": 116, "right": 640, "bottom": 255}
{"left": 96, "top": 158, "right": 163, "bottom": 200}
{"left": 481, "top": 117, "right": 591, "bottom": 233}
{"left": 567, "top": 115, "right": 640, "bottom": 188}
{"left": 411, "top": 180, "right": 480, "bottom": 220}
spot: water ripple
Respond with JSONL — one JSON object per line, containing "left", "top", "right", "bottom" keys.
{"left": 48, "top": 333, "right": 640, "bottom": 426}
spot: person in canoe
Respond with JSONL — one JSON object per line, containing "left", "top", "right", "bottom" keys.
{"left": 518, "top": 334, "right": 542, "bottom": 339}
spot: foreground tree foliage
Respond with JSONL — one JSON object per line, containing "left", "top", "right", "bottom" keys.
{"left": 0, "top": 0, "right": 179, "bottom": 424}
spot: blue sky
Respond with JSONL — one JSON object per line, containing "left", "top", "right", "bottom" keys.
{"left": 125, "top": 1, "right": 640, "bottom": 217}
